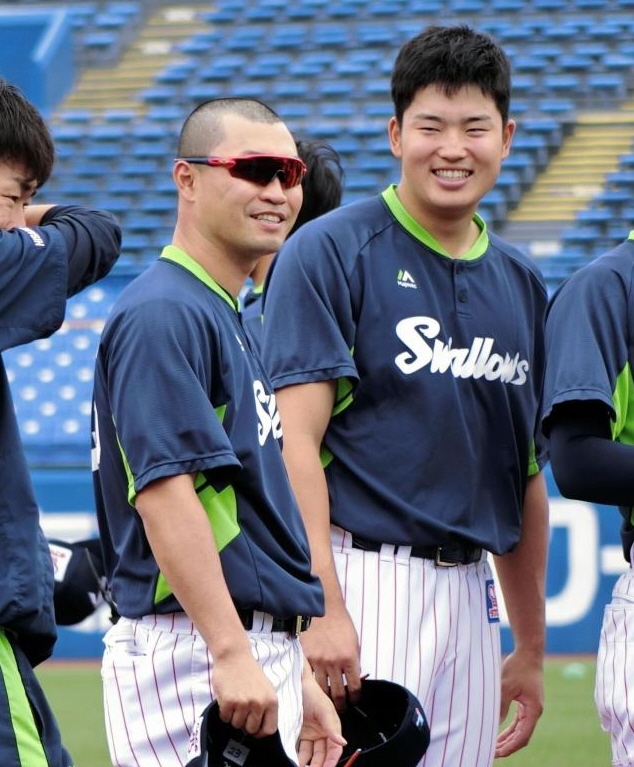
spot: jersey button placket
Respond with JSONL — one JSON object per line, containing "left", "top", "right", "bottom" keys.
{"left": 453, "top": 261, "right": 469, "bottom": 312}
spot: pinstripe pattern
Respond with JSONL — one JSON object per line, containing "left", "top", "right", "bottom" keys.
{"left": 595, "top": 569, "right": 634, "bottom": 767}
{"left": 101, "top": 613, "right": 303, "bottom": 767}
{"left": 331, "top": 526, "right": 501, "bottom": 767}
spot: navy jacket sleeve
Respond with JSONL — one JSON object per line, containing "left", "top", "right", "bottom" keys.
{"left": 0, "top": 205, "right": 121, "bottom": 351}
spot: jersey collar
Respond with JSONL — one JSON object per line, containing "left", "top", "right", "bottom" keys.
{"left": 381, "top": 184, "right": 489, "bottom": 261}
{"left": 159, "top": 245, "right": 238, "bottom": 311}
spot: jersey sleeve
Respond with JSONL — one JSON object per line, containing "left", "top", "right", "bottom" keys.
{"left": 261, "top": 223, "right": 359, "bottom": 390}
{"left": 543, "top": 255, "right": 632, "bottom": 432}
{"left": 0, "top": 206, "right": 121, "bottom": 351}
{"left": 39, "top": 205, "right": 121, "bottom": 295}
{"left": 100, "top": 298, "right": 240, "bottom": 499}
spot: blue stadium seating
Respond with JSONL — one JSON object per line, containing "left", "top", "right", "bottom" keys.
{"left": 14, "top": 0, "right": 634, "bottom": 461}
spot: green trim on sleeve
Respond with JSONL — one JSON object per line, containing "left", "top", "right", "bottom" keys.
{"left": 333, "top": 376, "right": 354, "bottom": 416}
{"left": 0, "top": 631, "right": 50, "bottom": 767}
{"left": 612, "top": 362, "right": 634, "bottom": 444}
{"left": 154, "top": 472, "right": 240, "bottom": 605}
{"left": 381, "top": 185, "right": 489, "bottom": 260}
{"left": 115, "top": 428, "right": 137, "bottom": 507}
{"left": 527, "top": 441, "right": 540, "bottom": 477}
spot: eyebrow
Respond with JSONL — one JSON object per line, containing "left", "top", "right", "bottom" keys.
{"left": 412, "top": 113, "right": 495, "bottom": 124}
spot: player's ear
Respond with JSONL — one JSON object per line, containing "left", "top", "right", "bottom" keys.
{"left": 388, "top": 117, "right": 402, "bottom": 160}
{"left": 501, "top": 118, "right": 516, "bottom": 159}
{"left": 173, "top": 160, "right": 196, "bottom": 199}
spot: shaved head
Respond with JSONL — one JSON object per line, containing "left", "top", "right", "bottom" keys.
{"left": 177, "top": 98, "right": 284, "bottom": 157}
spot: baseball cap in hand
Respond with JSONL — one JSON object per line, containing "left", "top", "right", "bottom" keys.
{"left": 48, "top": 538, "right": 106, "bottom": 625}
{"left": 335, "top": 679, "right": 430, "bottom": 767}
{"left": 186, "top": 701, "right": 297, "bottom": 767}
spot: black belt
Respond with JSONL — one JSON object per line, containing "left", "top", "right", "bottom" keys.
{"left": 237, "top": 610, "right": 312, "bottom": 637}
{"left": 351, "top": 534, "right": 482, "bottom": 567}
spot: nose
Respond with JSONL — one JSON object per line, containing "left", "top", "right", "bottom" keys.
{"left": 260, "top": 173, "right": 288, "bottom": 200}
{"left": 439, "top": 129, "right": 467, "bottom": 158}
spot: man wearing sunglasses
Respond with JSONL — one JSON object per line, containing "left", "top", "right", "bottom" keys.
{"left": 91, "top": 97, "right": 344, "bottom": 767}
{"left": 241, "top": 138, "right": 345, "bottom": 354}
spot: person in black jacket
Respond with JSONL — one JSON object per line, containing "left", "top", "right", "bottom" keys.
{"left": 0, "top": 77, "right": 121, "bottom": 767}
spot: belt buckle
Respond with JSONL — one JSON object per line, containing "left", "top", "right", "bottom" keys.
{"left": 435, "top": 546, "right": 458, "bottom": 567}
{"left": 292, "top": 615, "right": 310, "bottom": 636}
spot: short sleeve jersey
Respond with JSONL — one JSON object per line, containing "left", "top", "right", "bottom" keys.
{"left": 92, "top": 246, "right": 324, "bottom": 619}
{"left": 241, "top": 285, "right": 264, "bottom": 354}
{"left": 261, "top": 187, "right": 548, "bottom": 555}
{"left": 543, "top": 233, "right": 634, "bottom": 527}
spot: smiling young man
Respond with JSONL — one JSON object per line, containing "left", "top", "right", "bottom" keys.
{"left": 91, "top": 98, "right": 344, "bottom": 767}
{"left": 261, "top": 25, "right": 549, "bottom": 767}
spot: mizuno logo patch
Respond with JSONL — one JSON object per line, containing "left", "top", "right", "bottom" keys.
{"left": 397, "top": 269, "right": 417, "bottom": 289}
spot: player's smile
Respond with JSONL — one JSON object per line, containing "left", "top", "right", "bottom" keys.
{"left": 388, "top": 83, "right": 515, "bottom": 233}
{"left": 433, "top": 168, "right": 472, "bottom": 181}
{"left": 252, "top": 211, "right": 286, "bottom": 225}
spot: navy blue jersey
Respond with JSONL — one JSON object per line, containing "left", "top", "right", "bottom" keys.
{"left": 0, "top": 206, "right": 120, "bottom": 663}
{"left": 92, "top": 245, "right": 324, "bottom": 619}
{"left": 261, "top": 186, "right": 548, "bottom": 555}
{"left": 241, "top": 284, "right": 264, "bottom": 354}
{"left": 543, "top": 232, "right": 634, "bottom": 526}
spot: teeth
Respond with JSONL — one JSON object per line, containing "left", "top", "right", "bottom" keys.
{"left": 435, "top": 169, "right": 470, "bottom": 179}
{"left": 255, "top": 214, "right": 281, "bottom": 223}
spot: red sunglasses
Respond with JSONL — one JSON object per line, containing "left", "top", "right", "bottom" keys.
{"left": 177, "top": 154, "right": 307, "bottom": 189}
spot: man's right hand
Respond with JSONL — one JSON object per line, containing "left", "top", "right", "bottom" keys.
{"left": 301, "top": 607, "right": 362, "bottom": 711}
{"left": 212, "top": 647, "right": 280, "bottom": 736}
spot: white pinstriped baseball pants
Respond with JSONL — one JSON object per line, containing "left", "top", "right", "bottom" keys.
{"left": 595, "top": 567, "right": 634, "bottom": 767}
{"left": 331, "top": 525, "right": 501, "bottom": 767}
{"left": 101, "top": 612, "right": 303, "bottom": 767}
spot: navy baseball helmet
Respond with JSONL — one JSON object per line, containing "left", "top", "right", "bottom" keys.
{"left": 48, "top": 537, "right": 106, "bottom": 625}
{"left": 186, "top": 679, "right": 429, "bottom": 767}
{"left": 335, "top": 679, "right": 430, "bottom": 767}
{"left": 185, "top": 701, "right": 297, "bottom": 767}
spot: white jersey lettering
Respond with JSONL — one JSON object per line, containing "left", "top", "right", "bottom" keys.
{"left": 253, "top": 380, "right": 283, "bottom": 446}
{"left": 395, "top": 315, "right": 529, "bottom": 385}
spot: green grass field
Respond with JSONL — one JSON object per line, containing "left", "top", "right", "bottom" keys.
{"left": 36, "top": 657, "right": 611, "bottom": 767}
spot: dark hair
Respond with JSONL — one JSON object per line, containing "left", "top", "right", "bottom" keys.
{"left": 391, "top": 25, "right": 512, "bottom": 125}
{"left": 291, "top": 139, "right": 344, "bottom": 234}
{"left": 178, "top": 97, "right": 283, "bottom": 157}
{"left": 0, "top": 78, "right": 55, "bottom": 187}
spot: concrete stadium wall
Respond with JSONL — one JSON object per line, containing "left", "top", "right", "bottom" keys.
{"left": 0, "top": 8, "right": 75, "bottom": 113}
{"left": 34, "top": 464, "right": 626, "bottom": 659}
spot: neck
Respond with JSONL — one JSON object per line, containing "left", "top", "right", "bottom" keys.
{"left": 172, "top": 228, "right": 255, "bottom": 299}
{"left": 426, "top": 217, "right": 481, "bottom": 258}
{"left": 249, "top": 253, "right": 275, "bottom": 288}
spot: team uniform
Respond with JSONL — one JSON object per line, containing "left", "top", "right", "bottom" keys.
{"left": 0, "top": 206, "right": 120, "bottom": 767}
{"left": 92, "top": 245, "right": 324, "bottom": 767}
{"left": 543, "top": 232, "right": 634, "bottom": 767}
{"left": 241, "top": 283, "right": 264, "bottom": 354}
{"left": 261, "top": 186, "right": 548, "bottom": 767}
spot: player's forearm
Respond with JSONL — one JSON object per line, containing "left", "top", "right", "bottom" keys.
{"left": 135, "top": 473, "right": 252, "bottom": 660}
{"left": 285, "top": 445, "right": 346, "bottom": 611}
{"left": 276, "top": 382, "right": 345, "bottom": 610}
{"left": 494, "top": 472, "right": 549, "bottom": 657}
{"left": 24, "top": 204, "right": 56, "bottom": 226}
